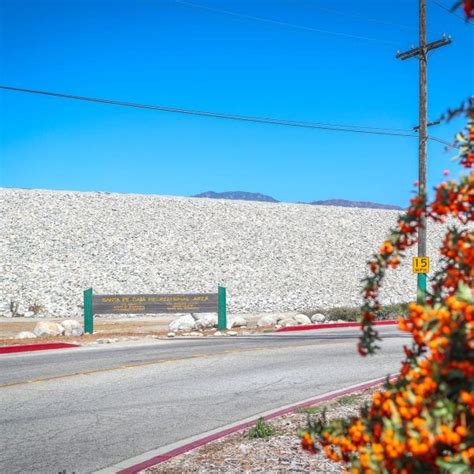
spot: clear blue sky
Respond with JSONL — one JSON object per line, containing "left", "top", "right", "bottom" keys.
{"left": 0, "top": 0, "right": 472, "bottom": 206}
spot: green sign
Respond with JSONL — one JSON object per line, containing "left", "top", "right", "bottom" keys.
{"left": 83, "top": 287, "right": 227, "bottom": 334}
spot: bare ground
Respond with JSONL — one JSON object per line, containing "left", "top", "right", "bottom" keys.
{"left": 0, "top": 318, "right": 271, "bottom": 346}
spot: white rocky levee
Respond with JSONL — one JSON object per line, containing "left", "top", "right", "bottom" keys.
{"left": 0, "top": 188, "right": 449, "bottom": 319}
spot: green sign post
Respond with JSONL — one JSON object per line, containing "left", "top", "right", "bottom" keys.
{"left": 218, "top": 285, "right": 227, "bottom": 331}
{"left": 84, "top": 288, "right": 94, "bottom": 334}
{"left": 83, "top": 287, "right": 227, "bottom": 334}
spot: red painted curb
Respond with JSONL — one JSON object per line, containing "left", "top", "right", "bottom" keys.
{"left": 118, "top": 375, "right": 395, "bottom": 474}
{"left": 0, "top": 342, "right": 80, "bottom": 354}
{"left": 275, "top": 319, "right": 398, "bottom": 332}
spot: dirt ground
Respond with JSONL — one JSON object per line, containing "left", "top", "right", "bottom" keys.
{"left": 0, "top": 318, "right": 171, "bottom": 346}
{"left": 0, "top": 318, "right": 271, "bottom": 346}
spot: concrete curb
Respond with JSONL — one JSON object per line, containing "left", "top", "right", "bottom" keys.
{"left": 100, "top": 375, "right": 396, "bottom": 474}
{"left": 0, "top": 342, "right": 80, "bottom": 354}
{"left": 275, "top": 319, "right": 398, "bottom": 332}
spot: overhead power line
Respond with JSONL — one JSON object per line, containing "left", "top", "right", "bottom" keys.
{"left": 293, "top": 0, "right": 417, "bottom": 33}
{"left": 0, "top": 85, "right": 456, "bottom": 147}
{"left": 0, "top": 85, "right": 415, "bottom": 137}
{"left": 175, "top": 0, "right": 398, "bottom": 46}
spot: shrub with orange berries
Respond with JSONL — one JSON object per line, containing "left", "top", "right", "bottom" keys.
{"left": 299, "top": 104, "right": 473, "bottom": 470}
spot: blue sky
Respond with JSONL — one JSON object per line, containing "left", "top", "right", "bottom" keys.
{"left": 0, "top": 0, "right": 472, "bottom": 206}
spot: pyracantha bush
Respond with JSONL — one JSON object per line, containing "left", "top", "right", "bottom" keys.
{"left": 300, "top": 101, "right": 473, "bottom": 472}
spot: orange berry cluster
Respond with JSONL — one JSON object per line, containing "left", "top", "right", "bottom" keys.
{"left": 301, "top": 107, "right": 473, "bottom": 472}
{"left": 302, "top": 295, "right": 473, "bottom": 472}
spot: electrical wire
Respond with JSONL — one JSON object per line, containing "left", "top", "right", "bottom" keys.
{"left": 292, "top": 0, "right": 417, "bottom": 33}
{"left": 174, "top": 0, "right": 399, "bottom": 46}
{"left": 0, "top": 85, "right": 418, "bottom": 137}
{"left": 0, "top": 85, "right": 457, "bottom": 148}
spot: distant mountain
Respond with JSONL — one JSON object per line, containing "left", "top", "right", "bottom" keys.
{"left": 193, "top": 191, "right": 402, "bottom": 210}
{"left": 308, "top": 199, "right": 403, "bottom": 211}
{"left": 193, "top": 191, "right": 280, "bottom": 203}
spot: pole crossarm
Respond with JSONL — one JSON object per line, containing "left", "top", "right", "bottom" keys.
{"left": 396, "top": 35, "right": 452, "bottom": 60}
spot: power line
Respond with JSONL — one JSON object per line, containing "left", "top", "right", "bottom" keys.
{"left": 428, "top": 135, "right": 456, "bottom": 148}
{"left": 292, "top": 0, "right": 417, "bottom": 33}
{"left": 0, "top": 85, "right": 456, "bottom": 148}
{"left": 174, "top": 0, "right": 399, "bottom": 46}
{"left": 0, "top": 84, "right": 416, "bottom": 137}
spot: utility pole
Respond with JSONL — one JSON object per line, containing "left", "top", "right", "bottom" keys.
{"left": 396, "top": 0, "right": 451, "bottom": 304}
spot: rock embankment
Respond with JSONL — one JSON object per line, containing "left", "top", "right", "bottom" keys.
{"left": 1, "top": 188, "right": 446, "bottom": 318}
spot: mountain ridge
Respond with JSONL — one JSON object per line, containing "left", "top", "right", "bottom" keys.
{"left": 193, "top": 191, "right": 403, "bottom": 210}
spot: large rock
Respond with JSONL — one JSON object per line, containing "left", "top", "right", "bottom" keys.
{"left": 60, "top": 320, "right": 84, "bottom": 336}
{"left": 33, "top": 321, "right": 64, "bottom": 337}
{"left": 311, "top": 313, "right": 326, "bottom": 323}
{"left": 169, "top": 314, "right": 196, "bottom": 332}
{"left": 227, "top": 316, "right": 247, "bottom": 329}
{"left": 15, "top": 331, "right": 37, "bottom": 339}
{"left": 279, "top": 318, "right": 297, "bottom": 327}
{"left": 294, "top": 314, "right": 311, "bottom": 325}
{"left": 194, "top": 313, "right": 217, "bottom": 330}
{"left": 257, "top": 315, "right": 278, "bottom": 327}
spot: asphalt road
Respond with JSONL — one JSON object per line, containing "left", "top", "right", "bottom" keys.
{"left": 0, "top": 327, "right": 408, "bottom": 473}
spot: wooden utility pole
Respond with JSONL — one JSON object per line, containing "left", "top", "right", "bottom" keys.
{"left": 396, "top": 0, "right": 451, "bottom": 304}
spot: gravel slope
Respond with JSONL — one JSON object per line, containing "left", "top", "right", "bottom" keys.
{"left": 1, "top": 188, "right": 446, "bottom": 318}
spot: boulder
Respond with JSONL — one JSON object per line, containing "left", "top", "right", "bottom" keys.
{"left": 279, "top": 318, "right": 297, "bottom": 327}
{"left": 194, "top": 313, "right": 217, "bottom": 329}
{"left": 257, "top": 315, "right": 278, "bottom": 327}
{"left": 33, "top": 321, "right": 64, "bottom": 337}
{"left": 97, "top": 338, "right": 112, "bottom": 344}
{"left": 167, "top": 332, "right": 176, "bottom": 338}
{"left": 311, "top": 313, "right": 326, "bottom": 323}
{"left": 15, "top": 331, "right": 37, "bottom": 339}
{"left": 226, "top": 331, "right": 238, "bottom": 336}
{"left": 60, "top": 320, "right": 84, "bottom": 336}
{"left": 294, "top": 314, "right": 311, "bottom": 325}
{"left": 169, "top": 314, "right": 196, "bottom": 332}
{"left": 227, "top": 316, "right": 247, "bottom": 329}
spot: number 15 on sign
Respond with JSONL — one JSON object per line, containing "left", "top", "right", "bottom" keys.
{"left": 413, "top": 257, "right": 430, "bottom": 273}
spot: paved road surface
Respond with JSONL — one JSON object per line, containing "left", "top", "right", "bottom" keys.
{"left": 1, "top": 327, "right": 408, "bottom": 473}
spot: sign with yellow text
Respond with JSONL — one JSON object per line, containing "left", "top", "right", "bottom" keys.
{"left": 412, "top": 257, "right": 430, "bottom": 273}
{"left": 92, "top": 293, "right": 218, "bottom": 314}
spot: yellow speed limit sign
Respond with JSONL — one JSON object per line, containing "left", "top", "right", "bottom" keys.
{"left": 412, "top": 257, "right": 430, "bottom": 273}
